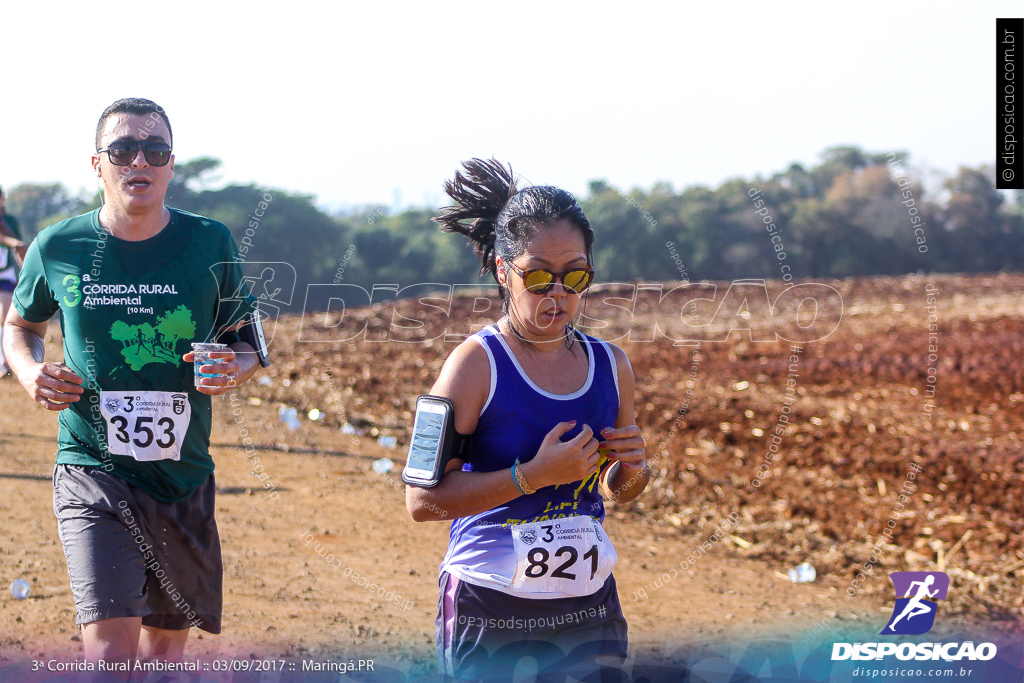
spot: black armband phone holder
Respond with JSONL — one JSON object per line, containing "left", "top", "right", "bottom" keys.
{"left": 402, "top": 395, "right": 472, "bottom": 488}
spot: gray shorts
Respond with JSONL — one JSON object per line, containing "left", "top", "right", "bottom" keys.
{"left": 52, "top": 464, "right": 223, "bottom": 633}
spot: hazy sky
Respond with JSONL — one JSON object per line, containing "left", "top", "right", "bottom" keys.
{"left": 2, "top": 1, "right": 1016, "bottom": 211}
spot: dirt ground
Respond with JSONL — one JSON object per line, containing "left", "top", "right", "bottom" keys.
{"left": 0, "top": 273, "right": 1021, "bottom": 678}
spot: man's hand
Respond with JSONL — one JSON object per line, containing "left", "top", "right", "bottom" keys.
{"left": 183, "top": 349, "right": 239, "bottom": 396}
{"left": 18, "top": 362, "right": 85, "bottom": 411}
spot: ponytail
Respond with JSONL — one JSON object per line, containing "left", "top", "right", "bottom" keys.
{"left": 433, "top": 158, "right": 517, "bottom": 280}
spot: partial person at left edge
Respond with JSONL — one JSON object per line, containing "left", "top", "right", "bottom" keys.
{"left": 0, "top": 184, "right": 29, "bottom": 376}
{"left": 1, "top": 98, "right": 270, "bottom": 675}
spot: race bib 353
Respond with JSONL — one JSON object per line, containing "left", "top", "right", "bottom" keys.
{"left": 98, "top": 391, "right": 191, "bottom": 462}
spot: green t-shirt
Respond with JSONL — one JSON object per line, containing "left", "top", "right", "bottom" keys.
{"left": 13, "top": 208, "right": 257, "bottom": 502}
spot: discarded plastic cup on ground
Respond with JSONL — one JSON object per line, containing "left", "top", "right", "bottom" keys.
{"left": 10, "top": 579, "right": 30, "bottom": 599}
{"left": 372, "top": 458, "right": 394, "bottom": 474}
{"left": 377, "top": 435, "right": 398, "bottom": 449}
{"left": 278, "top": 407, "right": 300, "bottom": 431}
{"left": 788, "top": 562, "right": 816, "bottom": 583}
{"left": 192, "top": 342, "right": 229, "bottom": 387}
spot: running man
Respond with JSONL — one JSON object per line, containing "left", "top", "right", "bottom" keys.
{"left": 2, "top": 98, "right": 266, "bottom": 673}
{"left": 407, "top": 159, "right": 649, "bottom": 682}
{"left": 888, "top": 574, "right": 939, "bottom": 630}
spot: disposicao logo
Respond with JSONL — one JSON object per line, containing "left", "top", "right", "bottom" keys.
{"left": 831, "top": 642, "right": 997, "bottom": 662}
{"left": 831, "top": 571, "right": 998, "bottom": 663}
{"left": 880, "top": 571, "right": 949, "bottom": 635}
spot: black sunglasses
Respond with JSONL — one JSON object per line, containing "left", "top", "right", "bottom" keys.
{"left": 96, "top": 139, "right": 172, "bottom": 167}
{"left": 505, "top": 262, "right": 595, "bottom": 295}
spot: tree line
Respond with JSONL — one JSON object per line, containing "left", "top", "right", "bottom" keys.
{"left": 7, "top": 147, "right": 1023, "bottom": 312}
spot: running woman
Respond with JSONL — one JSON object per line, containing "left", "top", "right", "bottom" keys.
{"left": 0, "top": 185, "right": 28, "bottom": 376}
{"left": 2, "top": 98, "right": 264, "bottom": 673}
{"left": 406, "top": 159, "right": 649, "bottom": 682}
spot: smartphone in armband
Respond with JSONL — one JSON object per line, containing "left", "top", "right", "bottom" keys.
{"left": 402, "top": 395, "right": 469, "bottom": 488}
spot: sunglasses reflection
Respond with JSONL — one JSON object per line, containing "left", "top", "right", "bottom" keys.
{"left": 99, "top": 140, "right": 172, "bottom": 167}
{"left": 507, "top": 262, "right": 594, "bottom": 295}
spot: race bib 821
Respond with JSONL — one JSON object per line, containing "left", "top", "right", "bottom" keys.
{"left": 510, "top": 515, "right": 617, "bottom": 598}
{"left": 98, "top": 391, "right": 191, "bottom": 461}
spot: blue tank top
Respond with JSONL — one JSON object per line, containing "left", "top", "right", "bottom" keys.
{"left": 439, "top": 324, "right": 620, "bottom": 594}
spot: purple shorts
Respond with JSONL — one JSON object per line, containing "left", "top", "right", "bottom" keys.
{"left": 436, "top": 571, "right": 628, "bottom": 682}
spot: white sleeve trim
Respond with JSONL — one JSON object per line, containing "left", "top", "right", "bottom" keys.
{"left": 472, "top": 333, "right": 498, "bottom": 416}
{"left": 600, "top": 340, "right": 620, "bottom": 403}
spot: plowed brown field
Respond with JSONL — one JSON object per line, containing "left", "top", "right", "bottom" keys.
{"left": 1, "top": 273, "right": 1020, "bottom": 673}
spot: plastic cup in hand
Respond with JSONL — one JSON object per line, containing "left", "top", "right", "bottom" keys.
{"left": 192, "top": 342, "right": 229, "bottom": 387}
